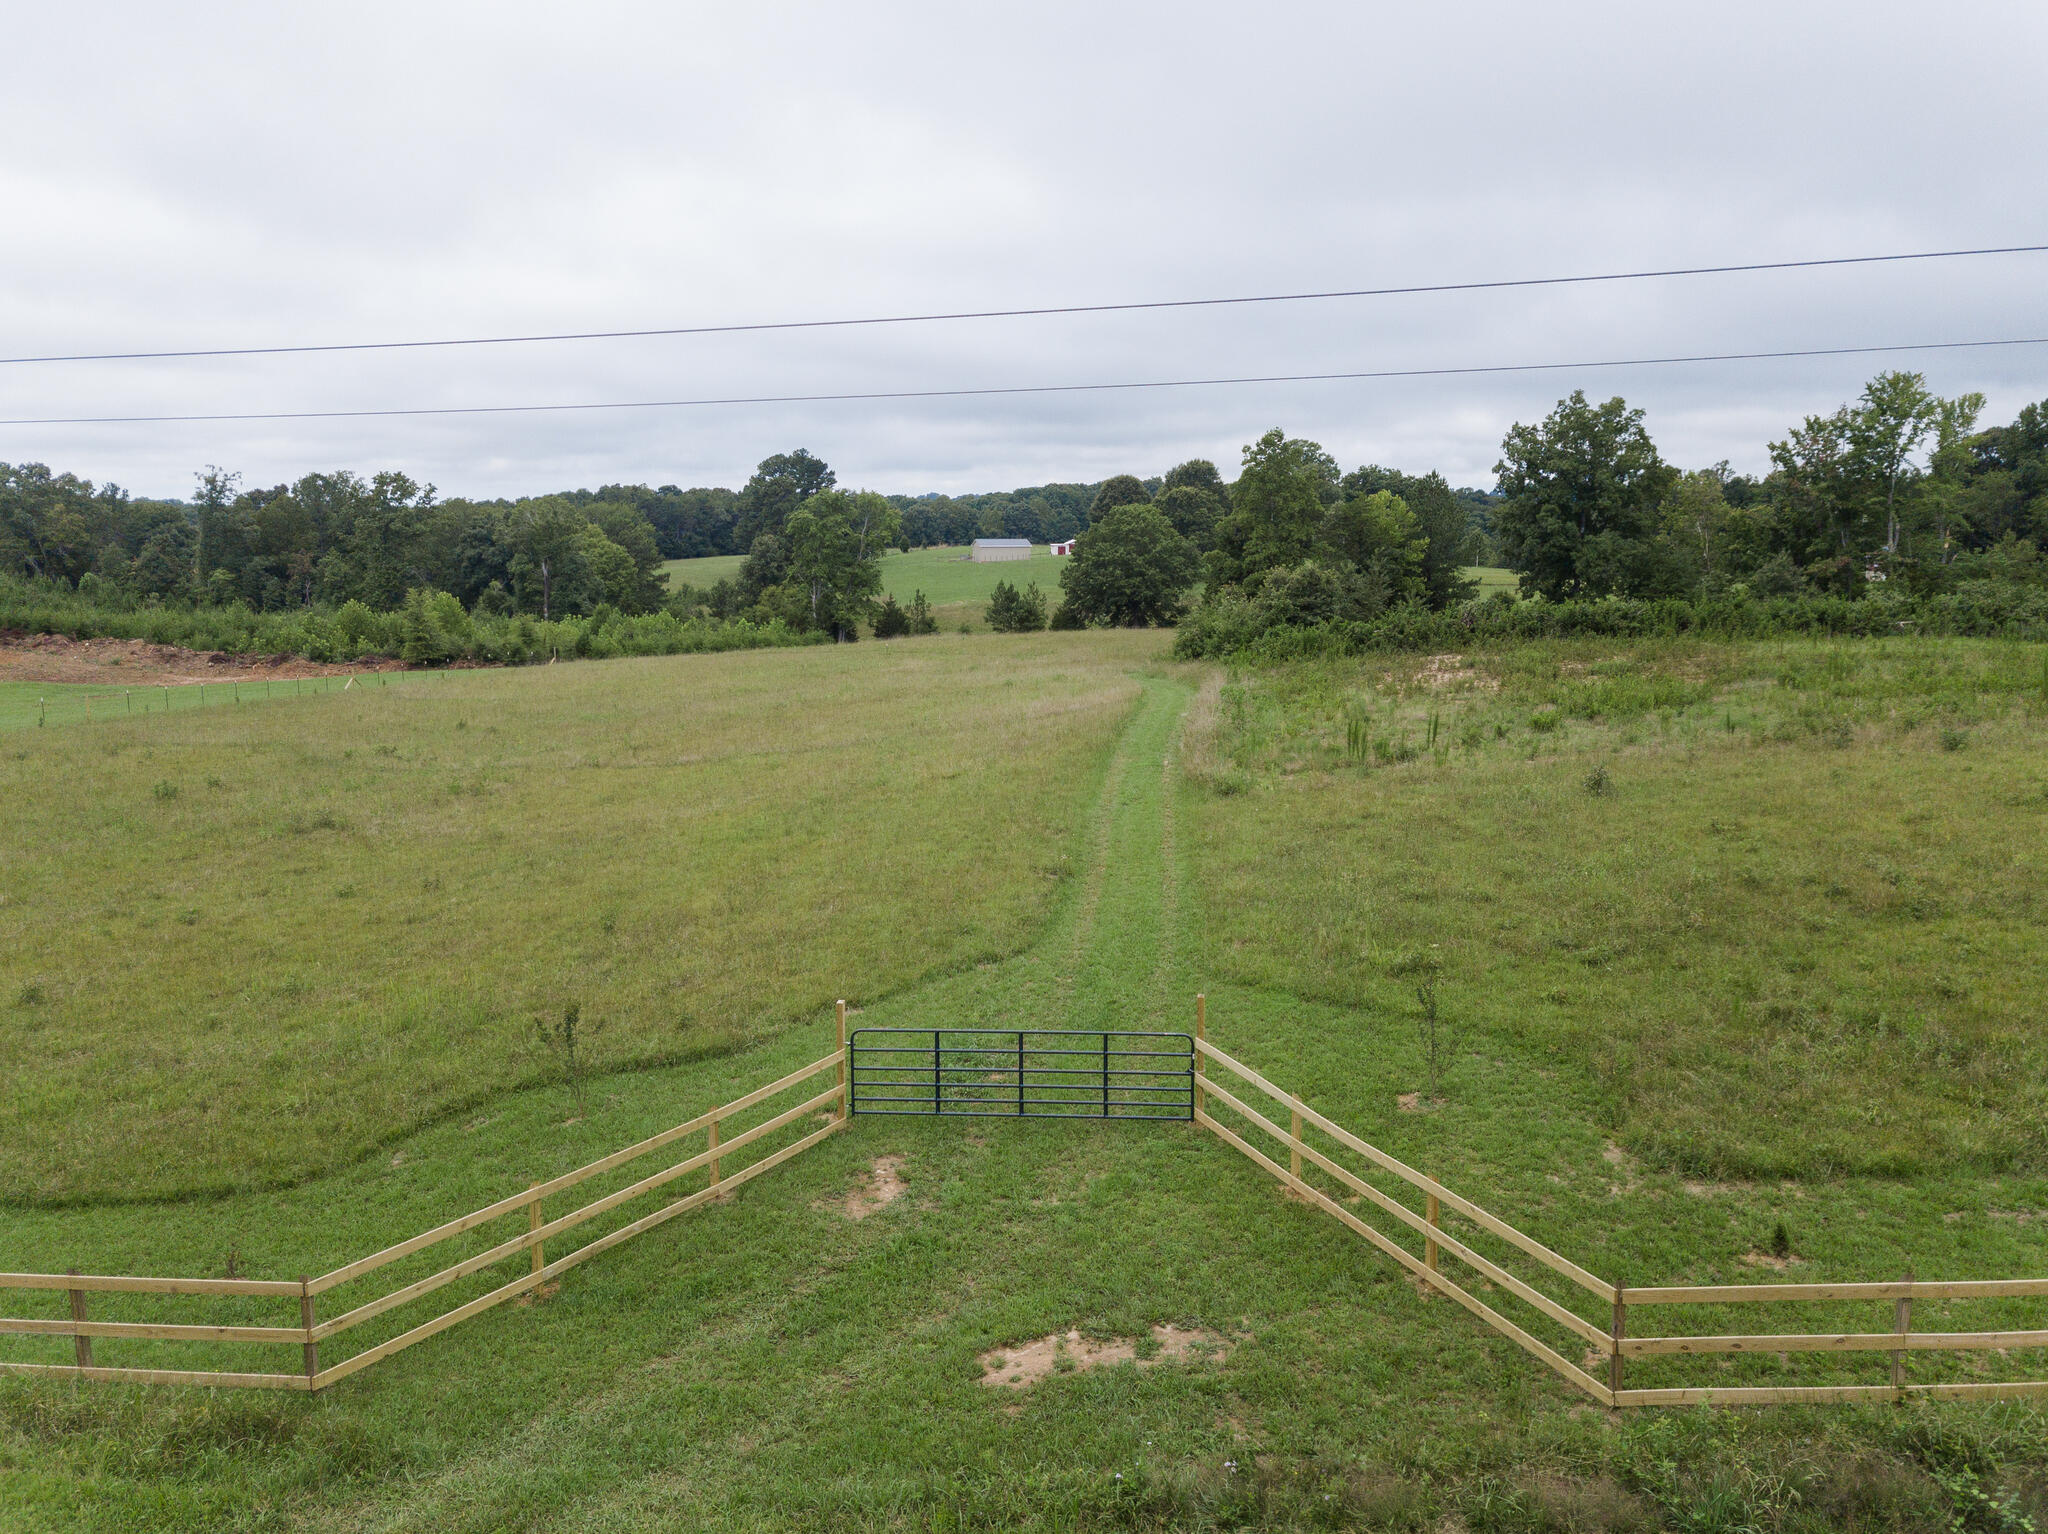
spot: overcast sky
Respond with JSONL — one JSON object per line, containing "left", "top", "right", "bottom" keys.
{"left": 3, "top": 0, "right": 2044, "bottom": 501}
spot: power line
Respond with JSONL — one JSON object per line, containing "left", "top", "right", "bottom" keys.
{"left": 3, "top": 333, "right": 2043, "bottom": 428}
{"left": 3, "top": 244, "right": 2044, "bottom": 366}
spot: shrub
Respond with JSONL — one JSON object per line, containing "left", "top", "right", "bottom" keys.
{"left": 0, "top": 573, "right": 826, "bottom": 669}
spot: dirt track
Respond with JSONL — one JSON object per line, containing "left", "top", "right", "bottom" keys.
{"left": 0, "top": 631, "right": 408, "bottom": 686}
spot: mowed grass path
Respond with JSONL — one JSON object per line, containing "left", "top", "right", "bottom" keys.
{"left": 3, "top": 638, "right": 2047, "bottom": 1531}
{"left": 0, "top": 633, "right": 1159, "bottom": 1203}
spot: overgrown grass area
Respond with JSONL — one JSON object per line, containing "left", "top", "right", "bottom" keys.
{"left": 2, "top": 637, "right": 2046, "bottom": 1531}
{"left": 0, "top": 633, "right": 1157, "bottom": 1204}
{"left": 1185, "top": 638, "right": 2048, "bottom": 1181}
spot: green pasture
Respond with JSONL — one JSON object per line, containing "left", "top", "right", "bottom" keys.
{"left": 1462, "top": 564, "right": 1520, "bottom": 594}
{"left": 0, "top": 675, "right": 375, "bottom": 733}
{"left": 2, "top": 634, "right": 2046, "bottom": 1531}
{"left": 660, "top": 545, "right": 1073, "bottom": 614}
{"left": 872, "top": 545, "right": 1072, "bottom": 608}
{"left": 656, "top": 552, "right": 746, "bottom": 588}
{"left": 0, "top": 635, "right": 1153, "bottom": 1202}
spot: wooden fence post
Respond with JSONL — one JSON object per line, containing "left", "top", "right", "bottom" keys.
{"left": 1425, "top": 1192, "right": 1441, "bottom": 1275}
{"left": 1194, "top": 995, "right": 1206, "bottom": 1121}
{"left": 1289, "top": 1095, "right": 1304, "bottom": 1180}
{"left": 836, "top": 1000, "right": 848, "bottom": 1121}
{"left": 1892, "top": 1268, "right": 1913, "bottom": 1396}
{"left": 529, "top": 1186, "right": 545, "bottom": 1275}
{"left": 301, "top": 1276, "right": 318, "bottom": 1387}
{"left": 66, "top": 1269, "right": 91, "bottom": 1371}
{"left": 708, "top": 1115, "right": 722, "bottom": 1190}
{"left": 1610, "top": 1286, "right": 1626, "bottom": 1404}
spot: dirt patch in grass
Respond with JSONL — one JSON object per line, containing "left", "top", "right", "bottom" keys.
{"left": 1407, "top": 653, "right": 1501, "bottom": 692}
{"left": 0, "top": 631, "right": 406, "bottom": 685}
{"left": 829, "top": 1155, "right": 908, "bottom": 1220}
{"left": 1739, "top": 1249, "right": 1807, "bottom": 1270}
{"left": 978, "top": 1324, "right": 1231, "bottom": 1388}
{"left": 1603, "top": 1140, "right": 1641, "bottom": 1195}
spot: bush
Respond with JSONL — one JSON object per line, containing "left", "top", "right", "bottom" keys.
{"left": 0, "top": 573, "right": 828, "bottom": 669}
{"left": 1171, "top": 584, "right": 2048, "bottom": 661}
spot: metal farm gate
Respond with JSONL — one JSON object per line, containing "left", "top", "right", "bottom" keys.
{"left": 847, "top": 1029, "right": 1194, "bottom": 1120}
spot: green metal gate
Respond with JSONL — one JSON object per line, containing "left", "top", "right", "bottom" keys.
{"left": 847, "top": 1029, "right": 1194, "bottom": 1120}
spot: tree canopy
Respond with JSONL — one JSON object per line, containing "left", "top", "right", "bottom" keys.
{"left": 1058, "top": 503, "right": 1199, "bottom": 627}
{"left": 1087, "top": 474, "right": 1154, "bottom": 522}
{"left": 1494, "top": 391, "right": 1677, "bottom": 600}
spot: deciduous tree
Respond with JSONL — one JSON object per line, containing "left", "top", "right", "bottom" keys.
{"left": 1494, "top": 392, "right": 1675, "bottom": 599}
{"left": 1059, "top": 503, "right": 1199, "bottom": 626}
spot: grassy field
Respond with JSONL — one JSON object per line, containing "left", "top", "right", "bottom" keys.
{"left": 1185, "top": 640, "right": 2048, "bottom": 1179}
{"left": 661, "top": 546, "right": 1072, "bottom": 618}
{"left": 656, "top": 553, "right": 1508, "bottom": 625}
{"left": 0, "top": 635, "right": 1156, "bottom": 1203}
{"left": 657, "top": 552, "right": 746, "bottom": 589}
{"left": 0, "top": 675, "right": 368, "bottom": 733}
{"left": 3, "top": 632, "right": 2047, "bottom": 1531}
{"left": 1463, "top": 564, "right": 1520, "bottom": 594}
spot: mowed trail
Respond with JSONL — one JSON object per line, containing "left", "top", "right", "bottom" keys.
{"left": 1051, "top": 676, "right": 1193, "bottom": 1036}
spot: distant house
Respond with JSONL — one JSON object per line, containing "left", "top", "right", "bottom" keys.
{"left": 970, "top": 538, "right": 1033, "bottom": 563}
{"left": 1049, "top": 539, "right": 1076, "bottom": 556}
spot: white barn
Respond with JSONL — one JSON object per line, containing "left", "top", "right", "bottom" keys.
{"left": 969, "top": 538, "right": 1033, "bottom": 563}
{"left": 1049, "top": 539, "right": 1076, "bottom": 556}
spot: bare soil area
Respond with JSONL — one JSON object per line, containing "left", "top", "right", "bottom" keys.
{"left": 827, "top": 1155, "right": 909, "bottom": 1220}
{"left": 0, "top": 631, "right": 409, "bottom": 686}
{"left": 977, "top": 1324, "right": 1232, "bottom": 1388}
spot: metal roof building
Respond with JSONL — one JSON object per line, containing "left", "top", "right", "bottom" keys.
{"left": 969, "top": 538, "right": 1034, "bottom": 563}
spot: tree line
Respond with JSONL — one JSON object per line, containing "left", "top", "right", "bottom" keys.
{"left": 1172, "top": 372, "right": 2048, "bottom": 655}
{"left": 1490, "top": 372, "right": 2045, "bottom": 602}
{"left": 8, "top": 365, "right": 2039, "bottom": 659}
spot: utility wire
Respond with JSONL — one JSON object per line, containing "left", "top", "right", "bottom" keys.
{"left": 2, "top": 244, "right": 2044, "bottom": 366}
{"left": 3, "top": 333, "right": 2044, "bottom": 428}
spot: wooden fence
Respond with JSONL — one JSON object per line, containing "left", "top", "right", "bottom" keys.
{"left": 0, "top": 1008, "right": 854, "bottom": 1393}
{"left": 6, "top": 994, "right": 2043, "bottom": 1406}
{"left": 1189, "top": 996, "right": 2048, "bottom": 1409}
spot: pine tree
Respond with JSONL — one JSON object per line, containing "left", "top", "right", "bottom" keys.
{"left": 873, "top": 593, "right": 910, "bottom": 637}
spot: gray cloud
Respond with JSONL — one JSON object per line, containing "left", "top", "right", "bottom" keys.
{"left": 4, "top": 0, "right": 2044, "bottom": 498}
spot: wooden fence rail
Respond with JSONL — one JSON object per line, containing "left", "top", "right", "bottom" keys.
{"left": 0, "top": 1007, "right": 854, "bottom": 1394}
{"left": 1188, "top": 998, "right": 2048, "bottom": 1410}
{"left": 5, "top": 995, "right": 2043, "bottom": 1408}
